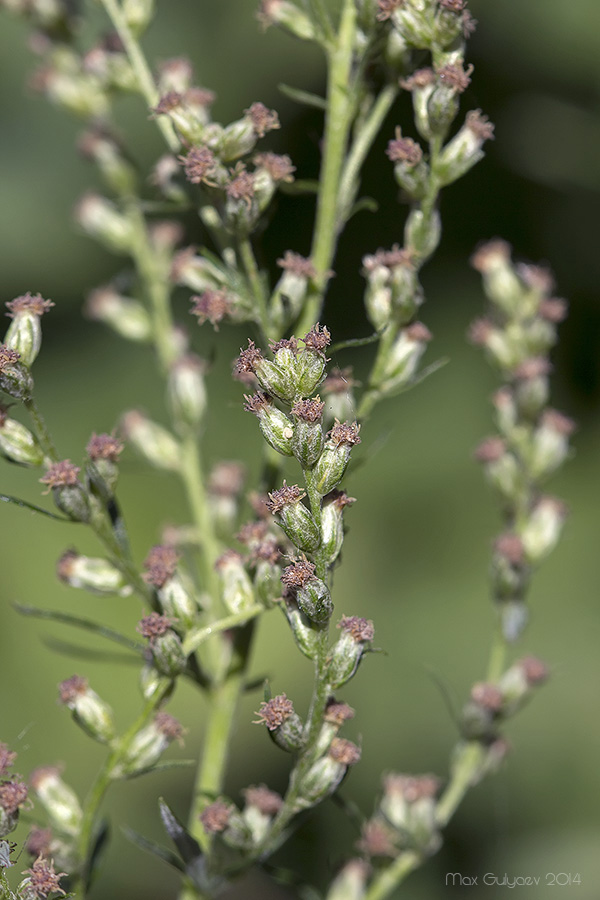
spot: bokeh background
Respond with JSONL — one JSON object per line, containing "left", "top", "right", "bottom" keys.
{"left": 1, "top": 1, "right": 599, "bottom": 898}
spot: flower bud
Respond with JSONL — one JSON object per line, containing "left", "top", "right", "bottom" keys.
{"left": 326, "top": 859, "right": 370, "bottom": 900}
{"left": 121, "top": 410, "right": 181, "bottom": 471}
{"left": 207, "top": 461, "right": 246, "bottom": 534}
{"left": 321, "top": 367, "right": 357, "bottom": 427}
{"left": 528, "top": 409, "right": 575, "bottom": 480}
{"left": 281, "top": 591, "right": 321, "bottom": 659}
{"left": 256, "top": 0, "right": 316, "bottom": 40}
{"left": 380, "top": 773, "right": 441, "bottom": 852}
{"left": 113, "top": 712, "right": 185, "bottom": 778}
{"left": 58, "top": 675, "right": 116, "bottom": 743}
{"left": 241, "top": 784, "right": 283, "bottom": 845}
{"left": 254, "top": 694, "right": 304, "bottom": 753}
{"left": 473, "top": 437, "right": 520, "bottom": 500}
{"left": 168, "top": 355, "right": 207, "bottom": 430}
{"left": 291, "top": 397, "right": 324, "bottom": 468}
{"left": 217, "top": 102, "right": 280, "bottom": 162}
{"left": 215, "top": 551, "right": 256, "bottom": 615}
{"left": 236, "top": 339, "right": 297, "bottom": 402}
{"left": 33, "top": 55, "right": 109, "bottom": 119}
{"left": 244, "top": 391, "right": 294, "bottom": 456}
{"left": 296, "top": 324, "right": 331, "bottom": 396}
{"left": 297, "top": 738, "right": 360, "bottom": 808}
{"left": 498, "top": 656, "right": 549, "bottom": 717}
{"left": 470, "top": 239, "right": 524, "bottom": 318}
{"left": 74, "top": 193, "right": 134, "bottom": 254}
{"left": 29, "top": 767, "right": 82, "bottom": 837}
{"left": 313, "top": 699, "right": 355, "bottom": 758}
{"left": 402, "top": 69, "right": 437, "bottom": 141}
{"left": 4, "top": 292, "right": 54, "bottom": 367}
{"left": 313, "top": 421, "right": 361, "bottom": 495}
{"left": 86, "top": 432, "right": 124, "bottom": 493}
{"left": 500, "top": 599, "right": 529, "bottom": 643}
{"left": 270, "top": 252, "right": 315, "bottom": 333}
{"left": 122, "top": 0, "right": 154, "bottom": 34}
{"left": 281, "top": 557, "right": 332, "bottom": 624}
{"left": 57, "top": 550, "right": 132, "bottom": 597}
{"left": 0, "top": 778, "right": 29, "bottom": 838}
{"left": 425, "top": 63, "right": 473, "bottom": 139}
{"left": 40, "top": 461, "right": 90, "bottom": 523}
{"left": 490, "top": 533, "right": 529, "bottom": 602}
{"left": 320, "top": 490, "right": 356, "bottom": 566}
{"left": 78, "top": 128, "right": 137, "bottom": 195}
{"left": 467, "top": 318, "right": 516, "bottom": 371}
{"left": 520, "top": 496, "right": 567, "bottom": 563}
{"left": 328, "top": 616, "right": 374, "bottom": 688}
{"left": 386, "top": 128, "right": 428, "bottom": 199}
{"left": 85, "top": 286, "right": 152, "bottom": 342}
{"left": 0, "top": 410, "right": 44, "bottom": 466}
{"left": 404, "top": 207, "right": 441, "bottom": 262}
{"left": 139, "top": 663, "right": 171, "bottom": 701}
{"left": 267, "top": 483, "right": 321, "bottom": 553}
{"left": 513, "top": 357, "right": 551, "bottom": 419}
{"left": 436, "top": 110, "right": 494, "bottom": 186}
{"left": 0, "top": 345, "right": 33, "bottom": 400}
{"left": 461, "top": 681, "right": 504, "bottom": 740}
{"left": 137, "top": 613, "right": 187, "bottom": 678}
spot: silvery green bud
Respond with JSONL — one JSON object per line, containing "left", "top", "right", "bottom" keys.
{"left": 402, "top": 68, "right": 436, "bottom": 141}
{"left": 40, "top": 461, "right": 90, "bottom": 523}
{"left": 380, "top": 323, "right": 432, "bottom": 393}
{"left": 34, "top": 54, "right": 110, "bottom": 119}
{"left": 121, "top": 410, "right": 181, "bottom": 471}
{"left": 236, "top": 339, "right": 297, "bottom": 402}
{"left": 520, "top": 496, "right": 567, "bottom": 563}
{"left": 137, "top": 613, "right": 187, "bottom": 678}
{"left": 321, "top": 490, "right": 356, "bottom": 566}
{"left": 0, "top": 345, "right": 33, "bottom": 400}
{"left": 435, "top": 110, "right": 495, "bottom": 186}
{"left": 0, "top": 412, "right": 44, "bottom": 466}
{"left": 512, "top": 357, "right": 551, "bottom": 419}
{"left": 158, "top": 573, "right": 198, "bottom": 628}
{"left": 244, "top": 391, "right": 294, "bottom": 456}
{"left": 85, "top": 286, "right": 152, "bottom": 342}
{"left": 215, "top": 551, "right": 256, "bottom": 615}
{"left": 170, "top": 246, "right": 228, "bottom": 293}
{"left": 291, "top": 397, "right": 325, "bottom": 468}
{"left": 426, "top": 63, "right": 473, "bottom": 139}
{"left": 380, "top": 773, "right": 441, "bottom": 852}
{"left": 267, "top": 483, "right": 321, "bottom": 553}
{"left": 321, "top": 367, "right": 357, "bottom": 428}
{"left": 492, "top": 388, "right": 518, "bottom": 436}
{"left": 207, "top": 460, "right": 246, "bottom": 535}
{"left": 363, "top": 265, "right": 392, "bottom": 331}
{"left": 168, "top": 355, "right": 207, "bottom": 430}
{"left": 78, "top": 128, "right": 137, "bottom": 196}
{"left": 328, "top": 616, "right": 374, "bottom": 689}
{"left": 325, "top": 859, "right": 370, "bottom": 900}
{"left": 86, "top": 432, "right": 124, "bottom": 494}
{"left": 468, "top": 318, "right": 516, "bottom": 371}
{"left": 58, "top": 675, "right": 116, "bottom": 744}
{"left": 313, "top": 421, "right": 361, "bottom": 495}
{"left": 270, "top": 252, "right": 315, "bottom": 332}
{"left": 254, "top": 694, "right": 304, "bottom": 753}
{"left": 297, "top": 576, "right": 332, "bottom": 624}
{"left": 4, "top": 292, "right": 54, "bottom": 367}
{"left": 217, "top": 102, "right": 279, "bottom": 162}
{"left": 528, "top": 409, "right": 575, "bottom": 480}
{"left": 57, "top": 550, "right": 132, "bottom": 597}
{"left": 296, "top": 324, "right": 331, "bottom": 396}
{"left": 297, "top": 738, "right": 361, "bottom": 808}
{"left": 313, "top": 700, "right": 355, "bottom": 758}
{"left": 256, "top": 0, "right": 316, "bottom": 40}
{"left": 281, "top": 592, "right": 320, "bottom": 659}
{"left": 435, "top": 0, "right": 467, "bottom": 46}
{"left": 29, "top": 767, "right": 82, "bottom": 837}
{"left": 470, "top": 239, "right": 524, "bottom": 317}
{"left": 461, "top": 681, "right": 504, "bottom": 740}
{"left": 139, "top": 664, "right": 170, "bottom": 701}
{"left": 500, "top": 599, "right": 529, "bottom": 643}
{"left": 241, "top": 785, "right": 283, "bottom": 845}
{"left": 405, "top": 207, "right": 441, "bottom": 262}
{"left": 74, "top": 193, "right": 135, "bottom": 254}
{"left": 113, "top": 712, "right": 184, "bottom": 778}
{"left": 385, "top": 127, "right": 428, "bottom": 200}
{"left": 122, "top": 0, "right": 154, "bottom": 34}
{"left": 498, "top": 656, "right": 549, "bottom": 717}
{"left": 473, "top": 437, "right": 520, "bottom": 500}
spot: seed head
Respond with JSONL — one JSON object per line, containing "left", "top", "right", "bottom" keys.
{"left": 235, "top": 339, "right": 263, "bottom": 376}
{"left": 291, "top": 397, "right": 324, "bottom": 423}
{"left": 267, "top": 481, "right": 306, "bottom": 513}
{"left": 281, "top": 556, "right": 316, "bottom": 588}
{"left": 328, "top": 421, "right": 361, "bottom": 448}
{"left": 303, "top": 322, "right": 331, "bottom": 354}
{"left": 180, "top": 145, "right": 218, "bottom": 186}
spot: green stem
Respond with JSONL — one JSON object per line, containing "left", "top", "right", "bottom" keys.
{"left": 297, "top": 0, "right": 357, "bottom": 335}
{"left": 179, "top": 432, "right": 221, "bottom": 601}
{"left": 435, "top": 741, "right": 486, "bottom": 828}
{"left": 24, "top": 395, "right": 58, "bottom": 461}
{"left": 98, "top": 0, "right": 179, "bottom": 153}
{"left": 73, "top": 681, "right": 172, "bottom": 897}
{"left": 357, "top": 322, "right": 399, "bottom": 420}
{"left": 364, "top": 851, "right": 422, "bottom": 900}
{"left": 238, "top": 237, "right": 271, "bottom": 341}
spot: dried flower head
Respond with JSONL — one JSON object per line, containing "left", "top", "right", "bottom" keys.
{"left": 143, "top": 544, "right": 179, "bottom": 587}
{"left": 180, "top": 145, "right": 218, "bottom": 186}
{"left": 329, "top": 737, "right": 361, "bottom": 766}
{"left": 291, "top": 397, "right": 324, "bottom": 423}
{"left": 386, "top": 128, "right": 423, "bottom": 165}
{"left": 383, "top": 773, "right": 440, "bottom": 802}
{"left": 470, "top": 239, "right": 511, "bottom": 273}
{"left": 242, "top": 784, "right": 283, "bottom": 816}
{"left": 518, "top": 656, "right": 550, "bottom": 686}
{"left": 154, "top": 712, "right": 185, "bottom": 742}
{"left": 281, "top": 556, "right": 316, "bottom": 588}
{"left": 465, "top": 109, "right": 495, "bottom": 141}
{"left": 303, "top": 322, "right": 331, "bottom": 354}
{"left": 325, "top": 700, "right": 355, "bottom": 725}
{"left": 376, "top": 0, "right": 404, "bottom": 21}
{"left": 39, "top": 461, "right": 81, "bottom": 493}
{"left": 328, "top": 421, "right": 361, "bottom": 448}
{"left": 190, "top": 289, "right": 232, "bottom": 329}
{"left": 277, "top": 251, "right": 316, "bottom": 279}
{"left": 471, "top": 681, "right": 504, "bottom": 711}
{"left": 494, "top": 533, "right": 525, "bottom": 565}
{"left": 0, "top": 744, "right": 16, "bottom": 778}
{"left": 437, "top": 62, "right": 473, "bottom": 93}
{"left": 227, "top": 164, "right": 255, "bottom": 207}
{"left": 0, "top": 777, "right": 29, "bottom": 815}
{"left": 200, "top": 799, "right": 233, "bottom": 833}
{"left": 136, "top": 612, "right": 173, "bottom": 640}
{"left": 253, "top": 152, "right": 295, "bottom": 182}
{"left": 244, "top": 101, "right": 280, "bottom": 137}
{"left": 24, "top": 828, "right": 53, "bottom": 860}
{"left": 235, "top": 339, "right": 263, "bottom": 377}
{"left": 267, "top": 481, "right": 306, "bottom": 513}
{"left": 338, "top": 615, "right": 374, "bottom": 642}
{"left": 86, "top": 432, "right": 124, "bottom": 462}
{"left": 58, "top": 675, "right": 88, "bottom": 705}
{"left": 5, "top": 292, "right": 54, "bottom": 318}
{"left": 0, "top": 345, "right": 21, "bottom": 372}
{"left": 253, "top": 694, "right": 294, "bottom": 730}
{"left": 358, "top": 818, "right": 398, "bottom": 857}
{"left": 22, "top": 855, "right": 67, "bottom": 898}
{"left": 208, "top": 461, "right": 245, "bottom": 497}
{"left": 322, "top": 367, "right": 357, "bottom": 394}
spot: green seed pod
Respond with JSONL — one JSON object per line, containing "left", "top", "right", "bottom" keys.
{"left": 296, "top": 324, "right": 331, "bottom": 396}
{"left": 296, "top": 577, "right": 332, "bottom": 624}
{"left": 137, "top": 613, "right": 188, "bottom": 678}
{"left": 405, "top": 207, "right": 441, "bottom": 263}
{"left": 4, "top": 293, "right": 54, "bottom": 367}
{"left": 58, "top": 675, "right": 116, "bottom": 744}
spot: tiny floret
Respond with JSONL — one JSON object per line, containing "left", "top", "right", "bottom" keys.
{"left": 254, "top": 152, "right": 295, "bottom": 182}
{"left": 0, "top": 345, "right": 21, "bottom": 371}
{"left": 494, "top": 533, "right": 525, "bottom": 565}
{"left": 143, "top": 545, "right": 179, "bottom": 587}
{"left": 436, "top": 62, "right": 473, "bottom": 93}
{"left": 465, "top": 109, "right": 495, "bottom": 141}
{"left": 22, "top": 855, "right": 67, "bottom": 898}
{"left": 277, "top": 251, "right": 316, "bottom": 279}
{"left": 190, "top": 290, "right": 231, "bottom": 329}
{"left": 376, "top": 0, "right": 404, "bottom": 21}
{"left": 154, "top": 712, "right": 185, "bottom": 742}
{"left": 328, "top": 421, "right": 361, "bottom": 448}
{"left": 180, "top": 146, "right": 218, "bottom": 186}
{"left": 226, "top": 164, "right": 255, "bottom": 207}
{"left": 39, "top": 461, "right": 81, "bottom": 492}
{"left": 245, "top": 101, "right": 280, "bottom": 137}
{"left": 235, "top": 340, "right": 264, "bottom": 376}
{"left": 281, "top": 556, "right": 316, "bottom": 588}
{"left": 200, "top": 799, "right": 233, "bottom": 833}
{"left": 471, "top": 682, "right": 504, "bottom": 711}
{"left": 5, "top": 292, "right": 54, "bottom": 318}
{"left": 242, "top": 784, "right": 283, "bottom": 816}
{"left": 86, "top": 432, "right": 124, "bottom": 462}
{"left": 303, "top": 322, "right": 331, "bottom": 354}
{"left": 386, "top": 128, "right": 423, "bottom": 165}
{"left": 328, "top": 737, "right": 361, "bottom": 766}
{"left": 291, "top": 397, "right": 324, "bottom": 423}
{"left": 338, "top": 615, "right": 374, "bottom": 642}
{"left": 0, "top": 744, "right": 16, "bottom": 778}
{"left": 325, "top": 700, "right": 355, "bottom": 725}
{"left": 267, "top": 481, "right": 306, "bottom": 513}
{"left": 0, "top": 778, "right": 29, "bottom": 815}
{"left": 137, "top": 612, "right": 173, "bottom": 640}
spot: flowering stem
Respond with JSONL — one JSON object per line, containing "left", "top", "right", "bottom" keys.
{"left": 297, "top": 0, "right": 357, "bottom": 335}
{"left": 238, "top": 237, "right": 271, "bottom": 341}
{"left": 73, "top": 681, "right": 172, "bottom": 897}
{"left": 97, "top": 0, "right": 179, "bottom": 153}
{"left": 23, "top": 395, "right": 58, "bottom": 461}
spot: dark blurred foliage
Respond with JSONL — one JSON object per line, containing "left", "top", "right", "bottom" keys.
{"left": 0, "top": 2, "right": 599, "bottom": 899}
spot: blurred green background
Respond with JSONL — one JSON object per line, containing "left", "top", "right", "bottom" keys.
{"left": 1, "top": 1, "right": 599, "bottom": 898}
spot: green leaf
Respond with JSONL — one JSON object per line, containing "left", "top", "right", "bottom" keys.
{"left": 330, "top": 332, "right": 379, "bottom": 352}
{"left": 14, "top": 603, "right": 144, "bottom": 652}
{"left": 279, "top": 179, "right": 320, "bottom": 196}
{"left": 348, "top": 195, "right": 379, "bottom": 217}
{"left": 278, "top": 83, "right": 326, "bottom": 110}
{"left": 40, "top": 636, "right": 139, "bottom": 665}
{"left": 0, "top": 493, "right": 71, "bottom": 521}
{"left": 122, "top": 759, "right": 195, "bottom": 781}
{"left": 122, "top": 826, "right": 185, "bottom": 873}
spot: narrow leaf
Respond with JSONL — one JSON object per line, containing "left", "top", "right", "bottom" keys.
{"left": 330, "top": 332, "right": 379, "bottom": 353}
{"left": 158, "top": 798, "right": 202, "bottom": 867}
{"left": 349, "top": 196, "right": 379, "bottom": 217}
{"left": 279, "top": 179, "right": 320, "bottom": 196}
{"left": 41, "top": 636, "right": 138, "bottom": 665}
{"left": 122, "top": 826, "right": 185, "bottom": 873}
{"left": 122, "top": 759, "right": 195, "bottom": 781}
{"left": 0, "top": 493, "right": 71, "bottom": 521}
{"left": 278, "top": 83, "right": 326, "bottom": 110}
{"left": 14, "top": 603, "right": 143, "bottom": 652}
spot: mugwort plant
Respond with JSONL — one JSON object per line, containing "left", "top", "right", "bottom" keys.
{"left": 0, "top": 1, "right": 572, "bottom": 898}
